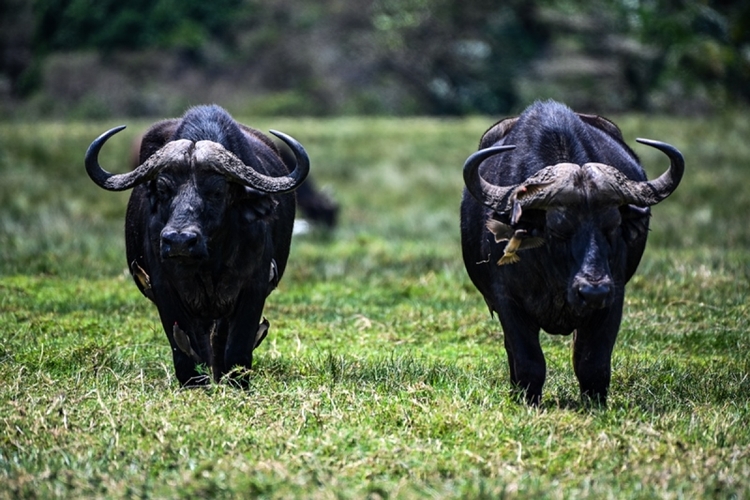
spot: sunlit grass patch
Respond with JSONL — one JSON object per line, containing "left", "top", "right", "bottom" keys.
{"left": 1, "top": 114, "right": 750, "bottom": 497}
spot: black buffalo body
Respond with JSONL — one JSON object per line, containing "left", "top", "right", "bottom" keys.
{"left": 85, "top": 105, "right": 309, "bottom": 385}
{"left": 460, "top": 100, "right": 684, "bottom": 404}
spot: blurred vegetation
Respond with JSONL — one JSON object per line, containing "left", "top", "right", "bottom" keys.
{"left": 1, "top": 0, "right": 750, "bottom": 117}
{"left": 33, "top": 0, "right": 245, "bottom": 53}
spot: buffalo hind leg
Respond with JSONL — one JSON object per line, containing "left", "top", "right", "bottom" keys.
{"left": 498, "top": 304, "right": 546, "bottom": 405}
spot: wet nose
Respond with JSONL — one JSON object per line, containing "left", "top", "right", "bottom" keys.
{"left": 577, "top": 282, "right": 613, "bottom": 309}
{"left": 161, "top": 229, "right": 206, "bottom": 259}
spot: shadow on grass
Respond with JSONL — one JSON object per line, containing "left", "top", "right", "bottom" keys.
{"left": 253, "top": 351, "right": 508, "bottom": 399}
{"left": 250, "top": 350, "right": 749, "bottom": 415}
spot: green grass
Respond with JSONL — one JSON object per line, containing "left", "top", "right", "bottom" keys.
{"left": 1, "top": 113, "right": 749, "bottom": 498}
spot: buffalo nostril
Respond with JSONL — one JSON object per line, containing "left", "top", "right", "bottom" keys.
{"left": 161, "top": 230, "right": 204, "bottom": 258}
{"left": 162, "top": 230, "right": 198, "bottom": 247}
{"left": 577, "top": 283, "right": 613, "bottom": 308}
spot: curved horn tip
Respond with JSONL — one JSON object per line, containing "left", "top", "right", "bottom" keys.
{"left": 462, "top": 144, "right": 517, "bottom": 171}
{"left": 266, "top": 129, "right": 310, "bottom": 193}
{"left": 85, "top": 125, "right": 127, "bottom": 156}
{"left": 269, "top": 130, "right": 309, "bottom": 161}
{"left": 480, "top": 144, "right": 517, "bottom": 156}
{"left": 268, "top": 129, "right": 298, "bottom": 145}
{"left": 635, "top": 137, "right": 685, "bottom": 170}
{"left": 632, "top": 137, "right": 685, "bottom": 204}
{"left": 111, "top": 124, "right": 127, "bottom": 133}
{"left": 635, "top": 137, "right": 660, "bottom": 146}
{"left": 462, "top": 144, "right": 518, "bottom": 211}
{"left": 268, "top": 129, "right": 309, "bottom": 163}
{"left": 97, "top": 124, "right": 127, "bottom": 142}
{"left": 635, "top": 138, "right": 683, "bottom": 157}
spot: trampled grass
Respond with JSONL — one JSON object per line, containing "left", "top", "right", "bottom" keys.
{"left": 1, "top": 112, "right": 749, "bottom": 498}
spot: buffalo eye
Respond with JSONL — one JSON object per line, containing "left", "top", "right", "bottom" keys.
{"left": 205, "top": 186, "right": 225, "bottom": 204}
{"left": 154, "top": 177, "right": 174, "bottom": 202}
{"left": 599, "top": 209, "right": 622, "bottom": 242}
{"left": 546, "top": 210, "right": 576, "bottom": 239}
{"left": 202, "top": 176, "right": 228, "bottom": 205}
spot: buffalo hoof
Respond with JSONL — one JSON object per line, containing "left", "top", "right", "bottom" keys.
{"left": 178, "top": 373, "right": 211, "bottom": 388}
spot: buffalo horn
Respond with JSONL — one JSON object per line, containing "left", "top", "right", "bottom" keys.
{"left": 194, "top": 130, "right": 309, "bottom": 194}
{"left": 573, "top": 139, "right": 684, "bottom": 207}
{"left": 463, "top": 139, "right": 684, "bottom": 217}
{"left": 86, "top": 127, "right": 309, "bottom": 195}
{"left": 462, "top": 145, "right": 517, "bottom": 209}
{"left": 85, "top": 126, "right": 193, "bottom": 191}
{"left": 627, "top": 138, "right": 685, "bottom": 206}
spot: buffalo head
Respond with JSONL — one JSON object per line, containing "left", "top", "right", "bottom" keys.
{"left": 85, "top": 127, "right": 309, "bottom": 266}
{"left": 464, "top": 139, "right": 683, "bottom": 313}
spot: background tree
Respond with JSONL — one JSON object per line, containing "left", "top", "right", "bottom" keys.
{"left": 1, "top": 0, "right": 747, "bottom": 117}
{"left": 0, "top": 0, "right": 33, "bottom": 97}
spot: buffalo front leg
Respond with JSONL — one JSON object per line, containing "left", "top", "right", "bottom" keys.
{"left": 497, "top": 304, "right": 546, "bottom": 405}
{"left": 151, "top": 288, "right": 212, "bottom": 386}
{"left": 157, "top": 314, "right": 209, "bottom": 387}
{"left": 572, "top": 298, "right": 624, "bottom": 405}
{"left": 222, "top": 289, "right": 267, "bottom": 384}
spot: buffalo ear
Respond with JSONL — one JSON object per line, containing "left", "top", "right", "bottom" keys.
{"left": 619, "top": 204, "right": 650, "bottom": 245}
{"left": 479, "top": 116, "right": 520, "bottom": 149}
{"left": 576, "top": 113, "right": 625, "bottom": 142}
{"left": 138, "top": 118, "right": 181, "bottom": 164}
{"left": 241, "top": 186, "right": 279, "bottom": 221}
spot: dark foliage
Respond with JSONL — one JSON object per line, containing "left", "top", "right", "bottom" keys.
{"left": 33, "top": 0, "right": 244, "bottom": 52}
{"left": 1, "top": 0, "right": 748, "bottom": 116}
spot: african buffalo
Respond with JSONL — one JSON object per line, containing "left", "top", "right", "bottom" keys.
{"left": 460, "top": 100, "right": 684, "bottom": 404}
{"left": 85, "top": 104, "right": 309, "bottom": 386}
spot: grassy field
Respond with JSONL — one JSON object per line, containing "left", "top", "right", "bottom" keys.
{"left": 1, "top": 111, "right": 749, "bottom": 498}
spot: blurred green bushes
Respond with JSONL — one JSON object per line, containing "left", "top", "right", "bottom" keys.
{"left": 33, "top": 0, "right": 244, "bottom": 52}
{"left": 1, "top": 0, "right": 749, "bottom": 118}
